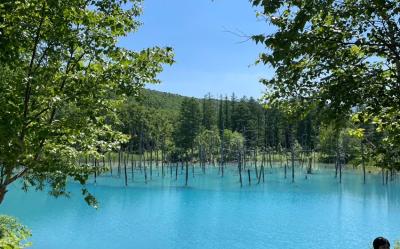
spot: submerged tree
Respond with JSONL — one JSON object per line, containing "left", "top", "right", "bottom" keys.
{"left": 0, "top": 0, "right": 174, "bottom": 205}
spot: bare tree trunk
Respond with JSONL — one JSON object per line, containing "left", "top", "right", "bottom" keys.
{"left": 339, "top": 157, "right": 342, "bottom": 184}
{"left": 150, "top": 148, "right": 153, "bottom": 180}
{"left": 284, "top": 163, "right": 287, "bottom": 179}
{"left": 262, "top": 165, "right": 265, "bottom": 183}
{"left": 361, "top": 141, "right": 366, "bottom": 184}
{"left": 124, "top": 156, "right": 128, "bottom": 187}
{"left": 291, "top": 147, "right": 295, "bottom": 183}
{"left": 307, "top": 155, "right": 312, "bottom": 174}
{"left": 161, "top": 150, "right": 165, "bottom": 178}
{"left": 238, "top": 150, "right": 243, "bottom": 187}
{"left": 185, "top": 157, "right": 189, "bottom": 186}
{"left": 131, "top": 161, "right": 135, "bottom": 182}
{"left": 386, "top": 170, "right": 389, "bottom": 185}
{"left": 156, "top": 150, "right": 159, "bottom": 168}
{"left": 108, "top": 153, "right": 113, "bottom": 176}
{"left": 94, "top": 158, "right": 97, "bottom": 184}
{"left": 118, "top": 149, "right": 121, "bottom": 177}
{"left": 254, "top": 150, "right": 258, "bottom": 179}
{"left": 175, "top": 162, "right": 178, "bottom": 180}
{"left": 269, "top": 151, "right": 272, "bottom": 168}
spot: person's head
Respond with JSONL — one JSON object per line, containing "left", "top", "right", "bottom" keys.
{"left": 373, "top": 237, "right": 390, "bottom": 249}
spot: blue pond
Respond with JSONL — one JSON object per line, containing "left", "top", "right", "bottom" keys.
{"left": 1, "top": 165, "right": 400, "bottom": 249}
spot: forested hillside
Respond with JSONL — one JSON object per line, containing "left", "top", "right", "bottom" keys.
{"left": 121, "top": 90, "right": 319, "bottom": 162}
{"left": 128, "top": 89, "right": 318, "bottom": 150}
{"left": 138, "top": 89, "right": 190, "bottom": 114}
{"left": 118, "top": 88, "right": 392, "bottom": 186}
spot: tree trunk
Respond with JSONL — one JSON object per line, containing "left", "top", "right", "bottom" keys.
{"left": 254, "top": 150, "right": 258, "bottom": 179}
{"left": 150, "top": 149, "right": 153, "bottom": 180}
{"left": 175, "top": 163, "right": 178, "bottom": 180}
{"left": 262, "top": 166, "right": 265, "bottom": 183}
{"left": 307, "top": 156, "right": 312, "bottom": 174}
{"left": 284, "top": 163, "right": 287, "bottom": 179}
{"left": 361, "top": 141, "right": 366, "bottom": 184}
{"left": 131, "top": 164, "right": 135, "bottom": 182}
{"left": 94, "top": 158, "right": 97, "bottom": 184}
{"left": 269, "top": 151, "right": 272, "bottom": 168}
{"left": 339, "top": 158, "right": 342, "bottom": 184}
{"left": 118, "top": 149, "right": 121, "bottom": 177}
{"left": 185, "top": 160, "right": 189, "bottom": 186}
{"left": 238, "top": 151, "right": 243, "bottom": 187}
{"left": 109, "top": 153, "right": 113, "bottom": 176}
{"left": 0, "top": 185, "right": 7, "bottom": 205}
{"left": 291, "top": 146, "right": 295, "bottom": 183}
{"left": 124, "top": 158, "right": 128, "bottom": 187}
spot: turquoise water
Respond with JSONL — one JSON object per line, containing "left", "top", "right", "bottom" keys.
{"left": 1, "top": 165, "right": 400, "bottom": 249}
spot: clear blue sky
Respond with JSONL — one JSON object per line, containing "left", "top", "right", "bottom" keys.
{"left": 119, "top": 0, "right": 274, "bottom": 98}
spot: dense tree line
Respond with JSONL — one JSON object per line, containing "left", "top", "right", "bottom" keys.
{"left": 117, "top": 88, "right": 397, "bottom": 185}
{"left": 119, "top": 90, "right": 321, "bottom": 162}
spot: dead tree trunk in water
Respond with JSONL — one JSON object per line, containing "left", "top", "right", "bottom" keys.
{"left": 185, "top": 154, "right": 189, "bottom": 186}
{"left": 382, "top": 167, "right": 385, "bottom": 185}
{"left": 124, "top": 154, "right": 128, "bottom": 186}
{"left": 262, "top": 165, "right": 265, "bottom": 183}
{"left": 339, "top": 158, "right": 342, "bottom": 184}
{"left": 334, "top": 130, "right": 340, "bottom": 180}
{"left": 94, "top": 158, "right": 97, "bottom": 184}
{"left": 131, "top": 158, "right": 136, "bottom": 182}
{"left": 290, "top": 145, "right": 295, "bottom": 183}
{"left": 108, "top": 153, "right": 112, "bottom": 176}
{"left": 262, "top": 151, "right": 266, "bottom": 168}
{"left": 254, "top": 150, "right": 258, "bottom": 180}
{"left": 238, "top": 150, "right": 243, "bottom": 188}
{"left": 361, "top": 140, "right": 366, "bottom": 184}
{"left": 147, "top": 149, "right": 151, "bottom": 180}
{"left": 335, "top": 134, "right": 342, "bottom": 184}
{"left": 175, "top": 162, "right": 178, "bottom": 180}
{"left": 307, "top": 155, "right": 312, "bottom": 174}
{"left": 291, "top": 148, "right": 295, "bottom": 183}
{"left": 386, "top": 170, "right": 389, "bottom": 185}
{"left": 284, "top": 163, "right": 287, "bottom": 179}
{"left": 269, "top": 151, "right": 272, "bottom": 168}
{"left": 144, "top": 152, "right": 148, "bottom": 184}
{"left": 161, "top": 149, "right": 165, "bottom": 178}
{"left": 118, "top": 149, "right": 121, "bottom": 177}
{"left": 258, "top": 165, "right": 265, "bottom": 184}
{"left": 220, "top": 122, "right": 225, "bottom": 177}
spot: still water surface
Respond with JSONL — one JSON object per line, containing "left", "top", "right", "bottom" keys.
{"left": 1, "top": 165, "right": 399, "bottom": 249}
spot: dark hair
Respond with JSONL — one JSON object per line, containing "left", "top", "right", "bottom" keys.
{"left": 373, "top": 237, "right": 390, "bottom": 249}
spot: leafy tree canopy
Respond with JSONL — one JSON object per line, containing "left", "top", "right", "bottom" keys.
{"left": 0, "top": 0, "right": 174, "bottom": 206}
{"left": 0, "top": 215, "right": 31, "bottom": 249}
{"left": 251, "top": 0, "right": 400, "bottom": 168}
